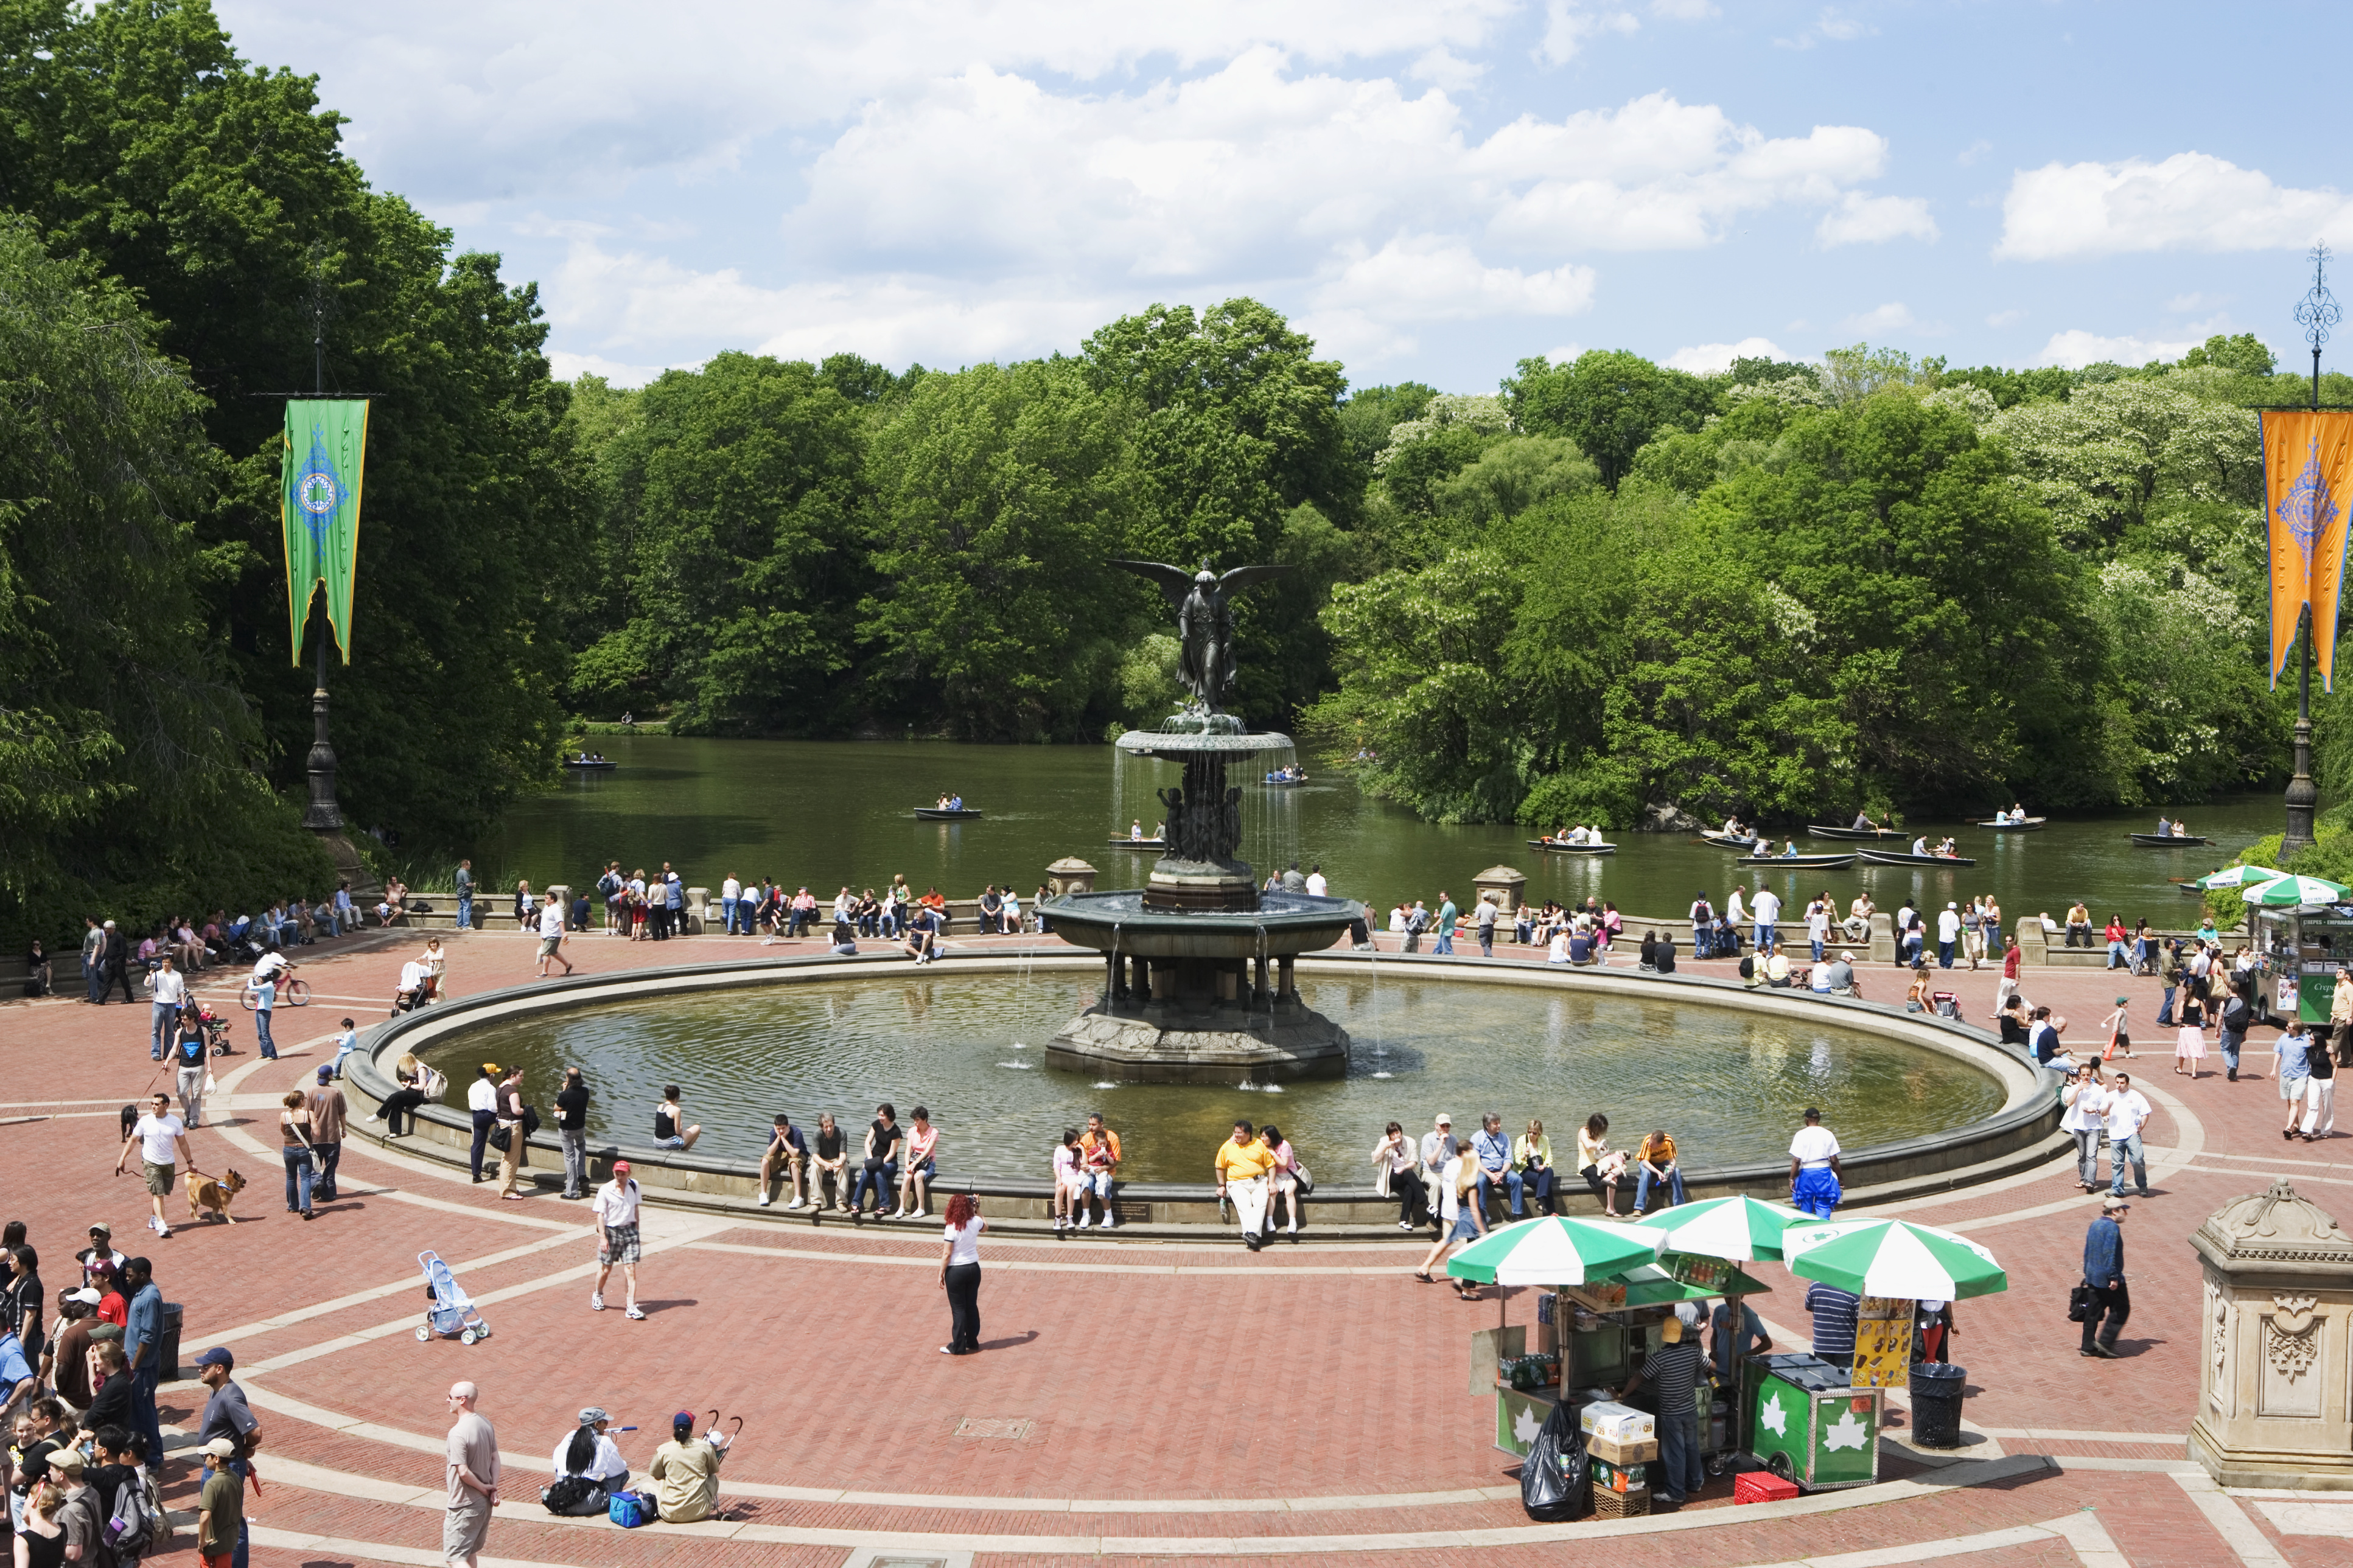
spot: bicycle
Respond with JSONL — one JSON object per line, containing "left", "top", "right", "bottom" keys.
{"left": 239, "top": 977, "right": 312, "bottom": 1009}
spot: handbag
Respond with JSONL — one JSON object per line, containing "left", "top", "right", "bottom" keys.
{"left": 2067, "top": 1283, "right": 2093, "bottom": 1323}
{"left": 1290, "top": 1159, "right": 1315, "bottom": 1196}
{"left": 488, "top": 1125, "right": 513, "bottom": 1154}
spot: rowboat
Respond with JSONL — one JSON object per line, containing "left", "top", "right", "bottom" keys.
{"left": 914, "top": 807, "right": 982, "bottom": 820}
{"left": 562, "top": 758, "right": 617, "bottom": 770}
{"left": 1975, "top": 817, "right": 2046, "bottom": 831}
{"left": 1858, "top": 849, "right": 1978, "bottom": 868}
{"left": 1806, "top": 824, "right": 1904, "bottom": 840}
{"left": 1107, "top": 838, "right": 1169, "bottom": 849}
{"left": 2174, "top": 879, "right": 2210, "bottom": 894}
{"left": 1525, "top": 839, "right": 1618, "bottom": 855}
{"left": 1262, "top": 776, "right": 1309, "bottom": 787}
{"left": 2129, "top": 832, "right": 2209, "bottom": 847}
{"left": 1737, "top": 853, "right": 1858, "bottom": 869}
{"left": 1698, "top": 831, "right": 1760, "bottom": 850}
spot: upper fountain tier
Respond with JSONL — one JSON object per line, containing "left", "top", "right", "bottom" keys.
{"left": 1114, "top": 711, "right": 1293, "bottom": 763}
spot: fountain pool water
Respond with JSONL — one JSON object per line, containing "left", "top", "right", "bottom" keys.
{"left": 424, "top": 965, "right": 2007, "bottom": 1183}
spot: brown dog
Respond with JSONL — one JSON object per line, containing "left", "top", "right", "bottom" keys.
{"left": 185, "top": 1168, "right": 246, "bottom": 1224}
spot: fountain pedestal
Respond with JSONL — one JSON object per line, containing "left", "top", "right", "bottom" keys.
{"left": 1044, "top": 719, "right": 1362, "bottom": 1084}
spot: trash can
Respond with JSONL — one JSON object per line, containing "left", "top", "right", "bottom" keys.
{"left": 1908, "top": 1362, "right": 1965, "bottom": 1449}
{"left": 158, "top": 1302, "right": 184, "bottom": 1382}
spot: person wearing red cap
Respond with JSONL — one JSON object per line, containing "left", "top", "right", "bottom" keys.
{"left": 590, "top": 1162, "right": 643, "bottom": 1319}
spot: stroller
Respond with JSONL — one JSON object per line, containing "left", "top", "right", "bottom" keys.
{"left": 416, "top": 1251, "right": 492, "bottom": 1345}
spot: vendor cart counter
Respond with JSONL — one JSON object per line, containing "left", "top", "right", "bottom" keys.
{"left": 1742, "top": 1353, "right": 1882, "bottom": 1490}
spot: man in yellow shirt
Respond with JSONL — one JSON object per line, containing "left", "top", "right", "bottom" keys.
{"left": 1214, "top": 1120, "right": 1276, "bottom": 1251}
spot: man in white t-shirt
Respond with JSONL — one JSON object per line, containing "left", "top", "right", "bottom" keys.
{"left": 535, "top": 896, "right": 573, "bottom": 979}
{"left": 1727, "top": 885, "right": 1749, "bottom": 933}
{"left": 2102, "top": 1072, "right": 2152, "bottom": 1199}
{"left": 1936, "top": 902, "right": 1962, "bottom": 969}
{"left": 590, "top": 1162, "right": 645, "bottom": 1319}
{"left": 1305, "top": 865, "right": 1328, "bottom": 897}
{"left": 1787, "top": 1109, "right": 1842, "bottom": 1218}
{"left": 1750, "top": 888, "right": 1781, "bottom": 955}
{"left": 719, "top": 874, "right": 744, "bottom": 936}
{"left": 148, "top": 952, "right": 187, "bottom": 1062}
{"left": 113, "top": 1092, "right": 192, "bottom": 1238}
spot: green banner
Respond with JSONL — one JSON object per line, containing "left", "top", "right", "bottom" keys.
{"left": 280, "top": 399, "right": 368, "bottom": 663}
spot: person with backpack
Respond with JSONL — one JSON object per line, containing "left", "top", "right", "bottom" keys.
{"left": 85, "top": 1426, "right": 155, "bottom": 1567}
{"left": 543, "top": 1407, "right": 629, "bottom": 1516}
{"left": 193, "top": 1348, "right": 257, "bottom": 1568}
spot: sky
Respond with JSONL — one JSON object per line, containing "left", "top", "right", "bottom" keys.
{"left": 216, "top": 0, "right": 2353, "bottom": 393}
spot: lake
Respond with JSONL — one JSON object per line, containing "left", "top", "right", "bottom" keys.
{"left": 489, "top": 735, "right": 2276, "bottom": 928}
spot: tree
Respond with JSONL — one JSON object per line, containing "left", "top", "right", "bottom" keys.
{"left": 0, "top": 0, "right": 588, "bottom": 849}
{"left": 1432, "top": 437, "right": 1597, "bottom": 525}
{"left": 1504, "top": 350, "right": 1715, "bottom": 490}
{"left": 0, "top": 215, "right": 331, "bottom": 936}
{"left": 1337, "top": 382, "right": 1436, "bottom": 469}
{"left": 1083, "top": 299, "right": 1357, "bottom": 722}
{"left": 584, "top": 354, "right": 869, "bottom": 734}
{"left": 863, "top": 359, "right": 1136, "bottom": 740}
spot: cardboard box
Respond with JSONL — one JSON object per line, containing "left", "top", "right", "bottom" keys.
{"left": 1578, "top": 1401, "right": 1655, "bottom": 1442}
{"left": 1587, "top": 1433, "right": 1660, "bottom": 1466}
{"left": 1590, "top": 1457, "right": 1648, "bottom": 1493}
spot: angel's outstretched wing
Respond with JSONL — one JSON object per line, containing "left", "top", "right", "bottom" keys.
{"left": 1111, "top": 559, "right": 1198, "bottom": 610}
{"left": 1216, "top": 565, "right": 1292, "bottom": 596}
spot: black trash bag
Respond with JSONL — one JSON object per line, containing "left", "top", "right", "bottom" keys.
{"left": 1520, "top": 1399, "right": 1590, "bottom": 1522}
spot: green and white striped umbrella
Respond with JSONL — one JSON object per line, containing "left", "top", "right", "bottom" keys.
{"left": 1780, "top": 1218, "right": 2007, "bottom": 1300}
{"left": 2197, "top": 864, "right": 2284, "bottom": 890}
{"left": 1624, "top": 1196, "right": 1807, "bottom": 1263}
{"left": 1445, "top": 1216, "right": 1661, "bottom": 1286}
{"left": 2241, "top": 874, "right": 2353, "bottom": 907}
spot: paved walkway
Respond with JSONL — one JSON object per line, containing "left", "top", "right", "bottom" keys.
{"left": 10, "top": 919, "right": 2351, "bottom": 1566}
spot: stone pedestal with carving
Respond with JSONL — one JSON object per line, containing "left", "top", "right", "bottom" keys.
{"left": 1474, "top": 865, "right": 1527, "bottom": 915}
{"left": 2189, "top": 1180, "right": 2353, "bottom": 1488}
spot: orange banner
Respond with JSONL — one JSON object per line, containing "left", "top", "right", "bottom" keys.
{"left": 2265, "top": 411, "right": 2353, "bottom": 690}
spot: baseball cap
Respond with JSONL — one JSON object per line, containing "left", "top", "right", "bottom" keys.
{"left": 316, "top": 1065, "right": 334, "bottom": 1082}
{"left": 46, "top": 1446, "right": 85, "bottom": 1473}
{"left": 481, "top": 1062, "right": 500, "bottom": 1075}
{"left": 201, "top": 1437, "right": 237, "bottom": 1458}
{"left": 195, "top": 1346, "right": 234, "bottom": 1369}
{"left": 1435, "top": 1113, "right": 1452, "bottom": 1125}
{"left": 2115, "top": 996, "right": 2128, "bottom": 1006}
{"left": 64, "top": 1288, "right": 99, "bottom": 1306}
{"left": 87, "top": 1221, "right": 111, "bottom": 1236}
{"left": 579, "top": 1406, "right": 610, "bottom": 1425}
{"left": 2102, "top": 1195, "right": 2130, "bottom": 1211}
{"left": 612, "top": 1160, "right": 631, "bottom": 1173}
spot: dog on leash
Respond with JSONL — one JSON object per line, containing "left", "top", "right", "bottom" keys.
{"left": 185, "top": 1168, "right": 247, "bottom": 1224}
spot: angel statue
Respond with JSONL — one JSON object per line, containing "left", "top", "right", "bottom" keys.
{"left": 1113, "top": 559, "right": 1291, "bottom": 714}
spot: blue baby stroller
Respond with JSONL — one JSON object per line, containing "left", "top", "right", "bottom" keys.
{"left": 416, "top": 1250, "right": 491, "bottom": 1345}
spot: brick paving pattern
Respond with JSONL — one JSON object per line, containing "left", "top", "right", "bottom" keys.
{"left": 9, "top": 918, "right": 2347, "bottom": 1564}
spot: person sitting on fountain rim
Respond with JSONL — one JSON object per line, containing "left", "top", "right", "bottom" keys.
{"left": 1073, "top": 1112, "right": 1121, "bottom": 1229}
{"left": 1215, "top": 1120, "right": 1277, "bottom": 1250}
{"left": 828, "top": 919, "right": 858, "bottom": 956}
{"left": 758, "top": 1112, "right": 808, "bottom": 1208}
{"left": 653, "top": 1085, "right": 702, "bottom": 1151}
{"left": 903, "top": 904, "right": 940, "bottom": 964}
{"left": 850, "top": 1103, "right": 903, "bottom": 1218}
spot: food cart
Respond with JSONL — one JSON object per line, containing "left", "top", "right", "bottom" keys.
{"left": 1741, "top": 1354, "right": 1882, "bottom": 1490}
{"left": 2251, "top": 904, "right": 2353, "bottom": 1026}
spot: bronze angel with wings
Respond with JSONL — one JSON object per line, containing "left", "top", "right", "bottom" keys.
{"left": 1112, "top": 560, "right": 1290, "bottom": 714}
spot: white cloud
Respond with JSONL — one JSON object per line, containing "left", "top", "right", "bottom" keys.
{"left": 1816, "top": 192, "right": 1937, "bottom": 246}
{"left": 1666, "top": 336, "right": 1787, "bottom": 373}
{"left": 1544, "top": 343, "right": 1586, "bottom": 364}
{"left": 1777, "top": 7, "right": 1876, "bottom": 48}
{"left": 1956, "top": 139, "right": 1991, "bottom": 168}
{"left": 1537, "top": 1, "right": 1639, "bottom": 64}
{"left": 1841, "top": 301, "right": 1915, "bottom": 334}
{"left": 1649, "top": 0, "right": 1718, "bottom": 16}
{"left": 1409, "top": 47, "right": 1486, "bottom": 89}
{"left": 1315, "top": 237, "right": 1598, "bottom": 319}
{"left": 1996, "top": 152, "right": 2353, "bottom": 261}
{"left": 1985, "top": 308, "right": 2026, "bottom": 327}
{"left": 2033, "top": 328, "right": 2206, "bottom": 369}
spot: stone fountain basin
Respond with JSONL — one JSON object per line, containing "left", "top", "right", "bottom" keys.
{"left": 1045, "top": 889, "right": 1362, "bottom": 959}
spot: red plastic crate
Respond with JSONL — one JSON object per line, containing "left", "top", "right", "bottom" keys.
{"left": 1734, "top": 1471, "right": 1802, "bottom": 1504}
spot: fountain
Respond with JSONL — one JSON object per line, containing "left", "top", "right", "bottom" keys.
{"left": 1043, "top": 560, "right": 1365, "bottom": 1082}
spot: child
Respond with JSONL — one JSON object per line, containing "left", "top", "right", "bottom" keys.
{"left": 2100, "top": 995, "right": 2134, "bottom": 1061}
{"left": 330, "top": 1017, "right": 360, "bottom": 1078}
{"left": 2173, "top": 1005, "right": 2206, "bottom": 1078}
{"left": 1051, "top": 1129, "right": 1082, "bottom": 1233}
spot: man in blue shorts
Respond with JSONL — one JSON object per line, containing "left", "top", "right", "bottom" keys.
{"left": 1788, "top": 1108, "right": 1842, "bottom": 1219}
